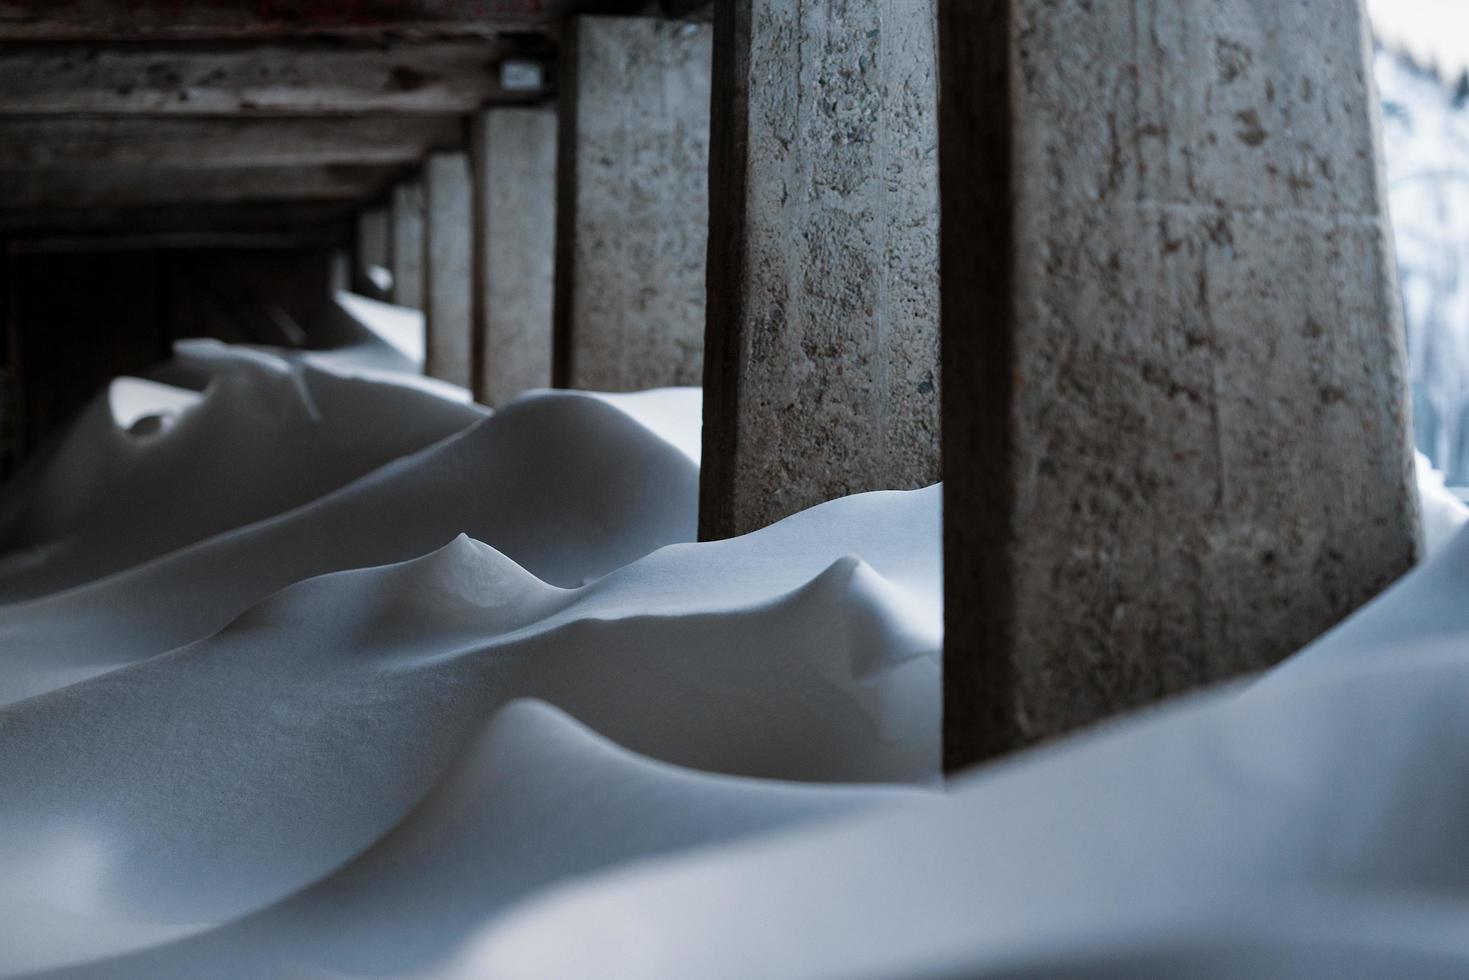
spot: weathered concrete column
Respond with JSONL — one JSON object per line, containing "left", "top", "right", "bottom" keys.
{"left": 553, "top": 16, "right": 711, "bottom": 392}
{"left": 472, "top": 106, "right": 557, "bottom": 407}
{"left": 939, "top": 0, "right": 1420, "bottom": 769}
{"left": 423, "top": 151, "right": 473, "bottom": 388}
{"left": 389, "top": 179, "right": 424, "bottom": 310}
{"left": 353, "top": 204, "right": 389, "bottom": 299}
{"left": 698, "top": 0, "right": 941, "bottom": 541}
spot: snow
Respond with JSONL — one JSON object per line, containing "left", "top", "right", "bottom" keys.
{"left": 2, "top": 323, "right": 1469, "bottom": 979}
{"left": 457, "top": 516, "right": 1469, "bottom": 978}
{"left": 0, "top": 345, "right": 483, "bottom": 602}
{"left": 1375, "top": 41, "right": 1469, "bottom": 482}
{"left": 0, "top": 388, "right": 703, "bottom": 705}
{"left": 1416, "top": 450, "right": 1469, "bottom": 553}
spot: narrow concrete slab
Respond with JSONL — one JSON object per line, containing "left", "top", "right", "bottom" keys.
{"left": 699, "top": 0, "right": 941, "bottom": 541}
{"left": 424, "top": 151, "right": 473, "bottom": 388}
{"left": 353, "top": 204, "right": 389, "bottom": 299}
{"left": 390, "top": 180, "right": 424, "bottom": 311}
{"left": 473, "top": 106, "right": 557, "bottom": 408}
{"left": 939, "top": 0, "right": 1421, "bottom": 768}
{"left": 553, "top": 16, "right": 711, "bottom": 392}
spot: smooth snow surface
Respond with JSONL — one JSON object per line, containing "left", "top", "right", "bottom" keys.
{"left": 0, "top": 389, "right": 703, "bottom": 705}
{"left": 0, "top": 345, "right": 482, "bottom": 602}
{"left": 4, "top": 338, "right": 1469, "bottom": 978}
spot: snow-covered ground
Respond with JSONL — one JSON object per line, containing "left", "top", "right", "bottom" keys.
{"left": 0, "top": 326, "right": 1466, "bottom": 977}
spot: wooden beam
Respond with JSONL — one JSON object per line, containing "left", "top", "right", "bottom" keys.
{"left": 0, "top": 164, "right": 405, "bottom": 209}
{"left": 0, "top": 1, "right": 643, "bottom": 40}
{"left": 0, "top": 40, "right": 547, "bottom": 115}
{"left": 0, "top": 116, "right": 464, "bottom": 168}
{"left": 6, "top": 230, "right": 348, "bottom": 253}
{"left": 0, "top": 202, "right": 358, "bottom": 237}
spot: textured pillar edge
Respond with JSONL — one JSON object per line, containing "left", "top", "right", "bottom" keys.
{"left": 551, "top": 18, "right": 582, "bottom": 390}
{"left": 698, "top": 0, "right": 750, "bottom": 542}
{"left": 938, "top": 0, "right": 1020, "bottom": 771}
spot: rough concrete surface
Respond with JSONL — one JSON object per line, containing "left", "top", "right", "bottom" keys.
{"left": 474, "top": 106, "right": 557, "bottom": 408}
{"left": 353, "top": 204, "right": 389, "bottom": 298}
{"left": 390, "top": 179, "right": 424, "bottom": 310}
{"left": 554, "top": 16, "right": 711, "bottom": 392}
{"left": 423, "top": 151, "right": 473, "bottom": 388}
{"left": 939, "top": 0, "right": 1421, "bottom": 768}
{"left": 700, "top": 0, "right": 941, "bottom": 541}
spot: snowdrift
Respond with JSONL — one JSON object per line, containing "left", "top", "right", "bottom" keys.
{"left": 0, "top": 345, "right": 483, "bottom": 602}
{"left": 0, "top": 486, "right": 941, "bottom": 973}
{"left": 0, "top": 389, "right": 701, "bottom": 705}
{"left": 34, "top": 700, "right": 924, "bottom": 980}
{"left": 4, "top": 333, "right": 1469, "bottom": 978}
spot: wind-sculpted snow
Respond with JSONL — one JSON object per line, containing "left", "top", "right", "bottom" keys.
{"left": 0, "top": 488, "right": 941, "bottom": 974}
{"left": 31, "top": 700, "right": 924, "bottom": 980}
{"left": 0, "top": 348, "right": 484, "bottom": 602}
{"left": 0, "top": 390, "right": 701, "bottom": 705}
{"left": 444, "top": 643, "right": 1469, "bottom": 980}
{"left": 9, "top": 329, "right": 1469, "bottom": 978}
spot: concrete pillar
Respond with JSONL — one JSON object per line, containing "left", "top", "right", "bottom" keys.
{"left": 698, "top": 0, "right": 941, "bottom": 541}
{"left": 423, "top": 151, "right": 473, "bottom": 388}
{"left": 472, "top": 106, "right": 557, "bottom": 408}
{"left": 353, "top": 204, "right": 389, "bottom": 299}
{"left": 553, "top": 16, "right": 711, "bottom": 392}
{"left": 938, "top": 0, "right": 1420, "bottom": 768}
{"left": 389, "top": 179, "right": 424, "bottom": 310}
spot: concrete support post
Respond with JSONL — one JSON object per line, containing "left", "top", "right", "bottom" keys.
{"left": 553, "top": 16, "right": 711, "bottom": 392}
{"left": 353, "top": 204, "right": 389, "bottom": 299}
{"left": 938, "top": 0, "right": 1421, "bottom": 769}
{"left": 698, "top": 0, "right": 941, "bottom": 541}
{"left": 423, "top": 151, "right": 473, "bottom": 388}
{"left": 389, "top": 179, "right": 424, "bottom": 310}
{"left": 472, "top": 106, "right": 557, "bottom": 407}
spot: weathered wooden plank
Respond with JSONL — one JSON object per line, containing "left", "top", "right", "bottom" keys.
{"left": 0, "top": 164, "right": 405, "bottom": 209}
{"left": 0, "top": 116, "right": 464, "bottom": 168}
{"left": 0, "top": 40, "right": 549, "bottom": 115}
{"left": 0, "top": 0, "right": 640, "bottom": 40}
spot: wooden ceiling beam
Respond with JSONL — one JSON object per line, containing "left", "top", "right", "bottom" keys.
{"left": 6, "top": 229, "right": 350, "bottom": 253}
{"left": 0, "top": 201, "right": 360, "bottom": 237}
{"left": 0, "top": 40, "right": 548, "bottom": 115}
{"left": 0, "top": 163, "right": 406, "bottom": 209}
{"left": 0, "top": 116, "right": 464, "bottom": 167}
{"left": 0, "top": 1, "right": 643, "bottom": 40}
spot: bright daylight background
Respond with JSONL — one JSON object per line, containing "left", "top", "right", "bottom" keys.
{"left": 1370, "top": 0, "right": 1469, "bottom": 484}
